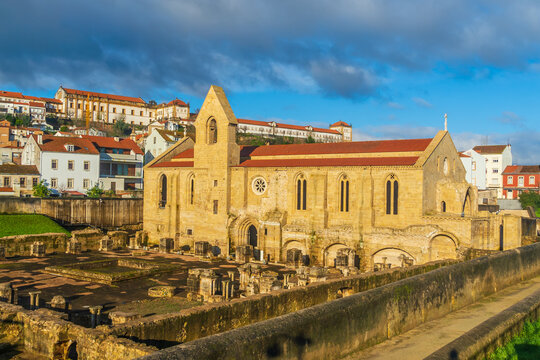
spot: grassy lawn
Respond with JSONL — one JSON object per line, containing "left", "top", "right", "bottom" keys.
{"left": 0, "top": 214, "right": 70, "bottom": 237}
{"left": 536, "top": 208, "right": 540, "bottom": 218}
{"left": 489, "top": 320, "right": 540, "bottom": 360}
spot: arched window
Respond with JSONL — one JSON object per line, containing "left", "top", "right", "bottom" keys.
{"left": 207, "top": 118, "right": 217, "bottom": 144}
{"left": 159, "top": 174, "right": 167, "bottom": 208}
{"left": 441, "top": 201, "right": 446, "bottom": 212}
{"left": 187, "top": 173, "right": 195, "bottom": 205}
{"left": 296, "top": 175, "right": 307, "bottom": 210}
{"left": 385, "top": 174, "right": 399, "bottom": 215}
{"left": 340, "top": 175, "right": 349, "bottom": 212}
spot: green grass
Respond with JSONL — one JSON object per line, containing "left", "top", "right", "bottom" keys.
{"left": 489, "top": 320, "right": 540, "bottom": 360}
{"left": 0, "top": 214, "right": 70, "bottom": 237}
{"left": 535, "top": 208, "right": 540, "bottom": 218}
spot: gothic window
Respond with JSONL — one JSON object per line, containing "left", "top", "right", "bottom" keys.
{"left": 296, "top": 175, "right": 307, "bottom": 210}
{"left": 386, "top": 174, "right": 399, "bottom": 215}
{"left": 159, "top": 174, "right": 167, "bottom": 208}
{"left": 190, "top": 177, "right": 194, "bottom": 205}
{"left": 340, "top": 175, "right": 350, "bottom": 212}
{"left": 207, "top": 118, "right": 217, "bottom": 144}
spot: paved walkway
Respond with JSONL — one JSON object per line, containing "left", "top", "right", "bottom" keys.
{"left": 348, "top": 276, "right": 540, "bottom": 360}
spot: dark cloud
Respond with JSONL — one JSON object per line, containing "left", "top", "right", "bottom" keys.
{"left": 2, "top": 0, "right": 540, "bottom": 100}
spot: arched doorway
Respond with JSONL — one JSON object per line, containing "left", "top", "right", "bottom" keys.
{"left": 248, "top": 225, "right": 258, "bottom": 247}
{"left": 372, "top": 248, "right": 415, "bottom": 270}
{"left": 429, "top": 235, "right": 458, "bottom": 261}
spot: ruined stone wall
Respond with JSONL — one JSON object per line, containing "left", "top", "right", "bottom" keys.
{"left": 140, "top": 243, "right": 540, "bottom": 360}
{"left": 111, "top": 260, "right": 455, "bottom": 345}
{"left": 0, "top": 197, "right": 142, "bottom": 228}
{"left": 0, "top": 233, "right": 69, "bottom": 256}
{"left": 0, "top": 302, "right": 155, "bottom": 360}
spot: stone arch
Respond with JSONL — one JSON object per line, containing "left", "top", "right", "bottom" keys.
{"left": 385, "top": 173, "right": 399, "bottom": 215}
{"left": 323, "top": 243, "right": 350, "bottom": 267}
{"left": 429, "top": 234, "right": 458, "bottom": 261}
{"left": 207, "top": 117, "right": 217, "bottom": 144}
{"left": 236, "top": 217, "right": 260, "bottom": 248}
{"left": 371, "top": 247, "right": 416, "bottom": 270}
{"left": 186, "top": 172, "right": 195, "bottom": 206}
{"left": 281, "top": 240, "right": 307, "bottom": 262}
{"left": 337, "top": 173, "right": 350, "bottom": 212}
{"left": 462, "top": 187, "right": 472, "bottom": 217}
{"left": 158, "top": 173, "right": 167, "bottom": 208}
{"left": 294, "top": 172, "right": 307, "bottom": 211}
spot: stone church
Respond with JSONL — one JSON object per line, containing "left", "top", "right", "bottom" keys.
{"left": 143, "top": 86, "right": 523, "bottom": 270}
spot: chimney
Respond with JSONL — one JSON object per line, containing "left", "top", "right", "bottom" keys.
{"left": 37, "top": 134, "right": 43, "bottom": 144}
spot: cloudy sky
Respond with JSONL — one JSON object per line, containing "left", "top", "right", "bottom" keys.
{"left": 1, "top": 0, "right": 539, "bottom": 163}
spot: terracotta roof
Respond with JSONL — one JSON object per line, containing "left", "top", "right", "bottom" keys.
{"left": 458, "top": 152, "right": 471, "bottom": 158}
{"left": 330, "top": 121, "right": 351, "bottom": 127}
{"left": 0, "top": 164, "right": 40, "bottom": 175}
{"left": 247, "top": 138, "right": 432, "bottom": 157}
{"left": 473, "top": 145, "right": 508, "bottom": 154}
{"left": 23, "top": 95, "right": 42, "bottom": 101}
{"left": 81, "top": 135, "right": 143, "bottom": 155}
{"left": 36, "top": 135, "right": 99, "bottom": 154}
{"left": 40, "top": 97, "right": 63, "bottom": 104}
{"left": 503, "top": 165, "right": 540, "bottom": 174}
{"left": 0, "top": 187, "right": 14, "bottom": 192}
{"left": 150, "top": 161, "right": 194, "bottom": 168}
{"left": 166, "top": 99, "right": 188, "bottom": 107}
{"left": 62, "top": 87, "right": 145, "bottom": 104}
{"left": 238, "top": 157, "right": 419, "bottom": 167}
{"left": 172, "top": 148, "right": 194, "bottom": 159}
{"left": 29, "top": 101, "right": 45, "bottom": 108}
{"left": 0, "top": 91, "right": 24, "bottom": 99}
{"left": 237, "top": 119, "right": 341, "bottom": 135}
{"left": 62, "top": 190, "right": 85, "bottom": 196}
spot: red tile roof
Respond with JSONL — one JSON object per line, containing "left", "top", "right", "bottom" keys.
{"left": 473, "top": 145, "right": 508, "bottom": 154}
{"left": 62, "top": 87, "right": 145, "bottom": 104}
{"left": 247, "top": 138, "right": 432, "bottom": 157}
{"left": 0, "top": 187, "right": 14, "bottom": 192}
{"left": 458, "top": 152, "right": 471, "bottom": 158}
{"left": 0, "top": 91, "right": 24, "bottom": 99}
{"left": 172, "top": 148, "right": 194, "bottom": 159}
{"left": 29, "top": 101, "right": 45, "bottom": 108}
{"left": 40, "top": 97, "right": 63, "bottom": 104}
{"left": 150, "top": 161, "right": 194, "bottom": 168}
{"left": 23, "top": 95, "right": 42, "bottom": 101}
{"left": 237, "top": 119, "right": 341, "bottom": 135}
{"left": 166, "top": 99, "right": 188, "bottom": 107}
{"left": 330, "top": 121, "right": 351, "bottom": 127}
{"left": 0, "top": 164, "right": 39, "bottom": 175}
{"left": 503, "top": 165, "right": 540, "bottom": 174}
{"left": 81, "top": 135, "right": 143, "bottom": 155}
{"left": 35, "top": 135, "right": 99, "bottom": 154}
{"left": 238, "top": 157, "right": 419, "bottom": 167}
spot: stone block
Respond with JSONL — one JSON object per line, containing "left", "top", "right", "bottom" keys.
{"left": 148, "top": 286, "right": 176, "bottom": 298}
{"left": 50, "top": 295, "right": 67, "bottom": 310}
{"left": 236, "top": 245, "right": 253, "bottom": 263}
{"left": 30, "top": 242, "right": 46, "bottom": 257}
{"left": 65, "top": 239, "right": 82, "bottom": 255}
{"left": 159, "top": 238, "right": 174, "bottom": 253}
{"left": 286, "top": 248, "right": 303, "bottom": 267}
{"left": 109, "top": 311, "right": 142, "bottom": 325}
{"left": 194, "top": 241, "right": 210, "bottom": 256}
{"left": 99, "top": 236, "right": 114, "bottom": 251}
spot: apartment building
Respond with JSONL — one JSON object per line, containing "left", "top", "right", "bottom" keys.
{"left": 503, "top": 165, "right": 540, "bottom": 199}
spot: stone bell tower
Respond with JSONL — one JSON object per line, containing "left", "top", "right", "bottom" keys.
{"left": 193, "top": 85, "right": 240, "bottom": 169}
{"left": 192, "top": 86, "right": 240, "bottom": 253}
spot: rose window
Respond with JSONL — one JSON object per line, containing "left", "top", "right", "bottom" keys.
{"left": 252, "top": 177, "right": 267, "bottom": 195}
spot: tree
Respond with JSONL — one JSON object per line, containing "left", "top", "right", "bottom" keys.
{"left": 32, "top": 180, "right": 51, "bottom": 198}
{"left": 519, "top": 191, "right": 540, "bottom": 211}
{"left": 86, "top": 185, "right": 104, "bottom": 198}
{"left": 306, "top": 135, "right": 316, "bottom": 143}
{"left": 59, "top": 125, "right": 69, "bottom": 132}
{"left": 113, "top": 118, "right": 131, "bottom": 137}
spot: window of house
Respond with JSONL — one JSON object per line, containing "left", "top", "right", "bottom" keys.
{"left": 77, "top": 104, "right": 81, "bottom": 109}
{"left": 441, "top": 201, "right": 446, "bottom": 213}
{"left": 386, "top": 175, "right": 399, "bottom": 215}
{"left": 66, "top": 144, "right": 74, "bottom": 152}
{"left": 84, "top": 161, "right": 90, "bottom": 171}
{"left": 19, "top": 177, "right": 26, "bottom": 188}
{"left": 51, "top": 159, "right": 58, "bottom": 170}
{"left": 3, "top": 177, "right": 10, "bottom": 187}
{"left": 32, "top": 178, "right": 38, "bottom": 187}
{"left": 113, "top": 107, "right": 116, "bottom": 113}
{"left": 187, "top": 229, "right": 193, "bottom": 235}
{"left": 67, "top": 178, "right": 74, "bottom": 189}
{"left": 508, "top": 176, "right": 513, "bottom": 184}
{"left": 68, "top": 160, "right": 74, "bottom": 170}
{"left": 83, "top": 179, "right": 90, "bottom": 189}
{"left": 149, "top": 112, "right": 153, "bottom": 117}
{"left": 493, "top": 169, "right": 498, "bottom": 173}
{"left": 213, "top": 200, "right": 218, "bottom": 214}
{"left": 340, "top": 176, "right": 349, "bottom": 212}
{"left": 93, "top": 105, "right": 96, "bottom": 111}
{"left": 153, "top": 137, "right": 156, "bottom": 144}
{"left": 518, "top": 176, "right": 524, "bottom": 186}
{"left": 70, "top": 103, "right": 74, "bottom": 109}
{"left": 100, "top": 106, "right": 104, "bottom": 111}
{"left": 529, "top": 176, "right": 535, "bottom": 185}
{"left": 472, "top": 161, "right": 476, "bottom": 170}
{"left": 296, "top": 176, "right": 307, "bottom": 210}
{"left": 493, "top": 159, "right": 499, "bottom": 163}
{"left": 214, "top": 180, "right": 218, "bottom": 187}
{"left": 131, "top": 110, "right": 134, "bottom": 115}
{"left": 140, "top": 111, "right": 143, "bottom": 116}
{"left": 51, "top": 178, "right": 57, "bottom": 188}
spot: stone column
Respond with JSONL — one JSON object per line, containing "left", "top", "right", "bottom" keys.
{"left": 89, "top": 305, "right": 103, "bottom": 328}
{"left": 222, "top": 280, "right": 230, "bottom": 300}
{"left": 227, "top": 270, "right": 235, "bottom": 282}
{"left": 28, "top": 291, "right": 41, "bottom": 310}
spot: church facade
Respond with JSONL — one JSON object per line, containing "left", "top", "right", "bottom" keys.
{"left": 143, "top": 86, "right": 523, "bottom": 270}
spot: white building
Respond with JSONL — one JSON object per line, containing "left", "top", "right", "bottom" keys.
{"left": 156, "top": 99, "right": 190, "bottom": 121}
{"left": 466, "top": 145, "right": 512, "bottom": 198}
{"left": 22, "top": 135, "right": 100, "bottom": 194}
{"left": 144, "top": 128, "right": 183, "bottom": 164}
{"left": 0, "top": 91, "right": 62, "bottom": 123}
{"left": 460, "top": 149, "right": 487, "bottom": 189}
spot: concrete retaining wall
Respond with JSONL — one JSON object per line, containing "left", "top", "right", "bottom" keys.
{"left": 112, "top": 260, "right": 455, "bottom": 345}
{"left": 139, "top": 243, "right": 540, "bottom": 360}
{"left": 427, "top": 288, "right": 540, "bottom": 360}
{"left": 0, "top": 197, "right": 143, "bottom": 228}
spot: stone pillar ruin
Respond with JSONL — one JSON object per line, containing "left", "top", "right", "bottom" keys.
{"left": 99, "top": 236, "right": 114, "bottom": 251}
{"left": 159, "top": 238, "right": 174, "bottom": 253}
{"left": 28, "top": 290, "right": 42, "bottom": 310}
{"left": 0, "top": 282, "right": 14, "bottom": 303}
{"left": 66, "top": 239, "right": 82, "bottom": 255}
{"left": 194, "top": 241, "right": 210, "bottom": 256}
{"left": 236, "top": 245, "right": 253, "bottom": 263}
{"left": 227, "top": 270, "right": 236, "bottom": 282}
{"left": 89, "top": 305, "right": 103, "bottom": 328}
